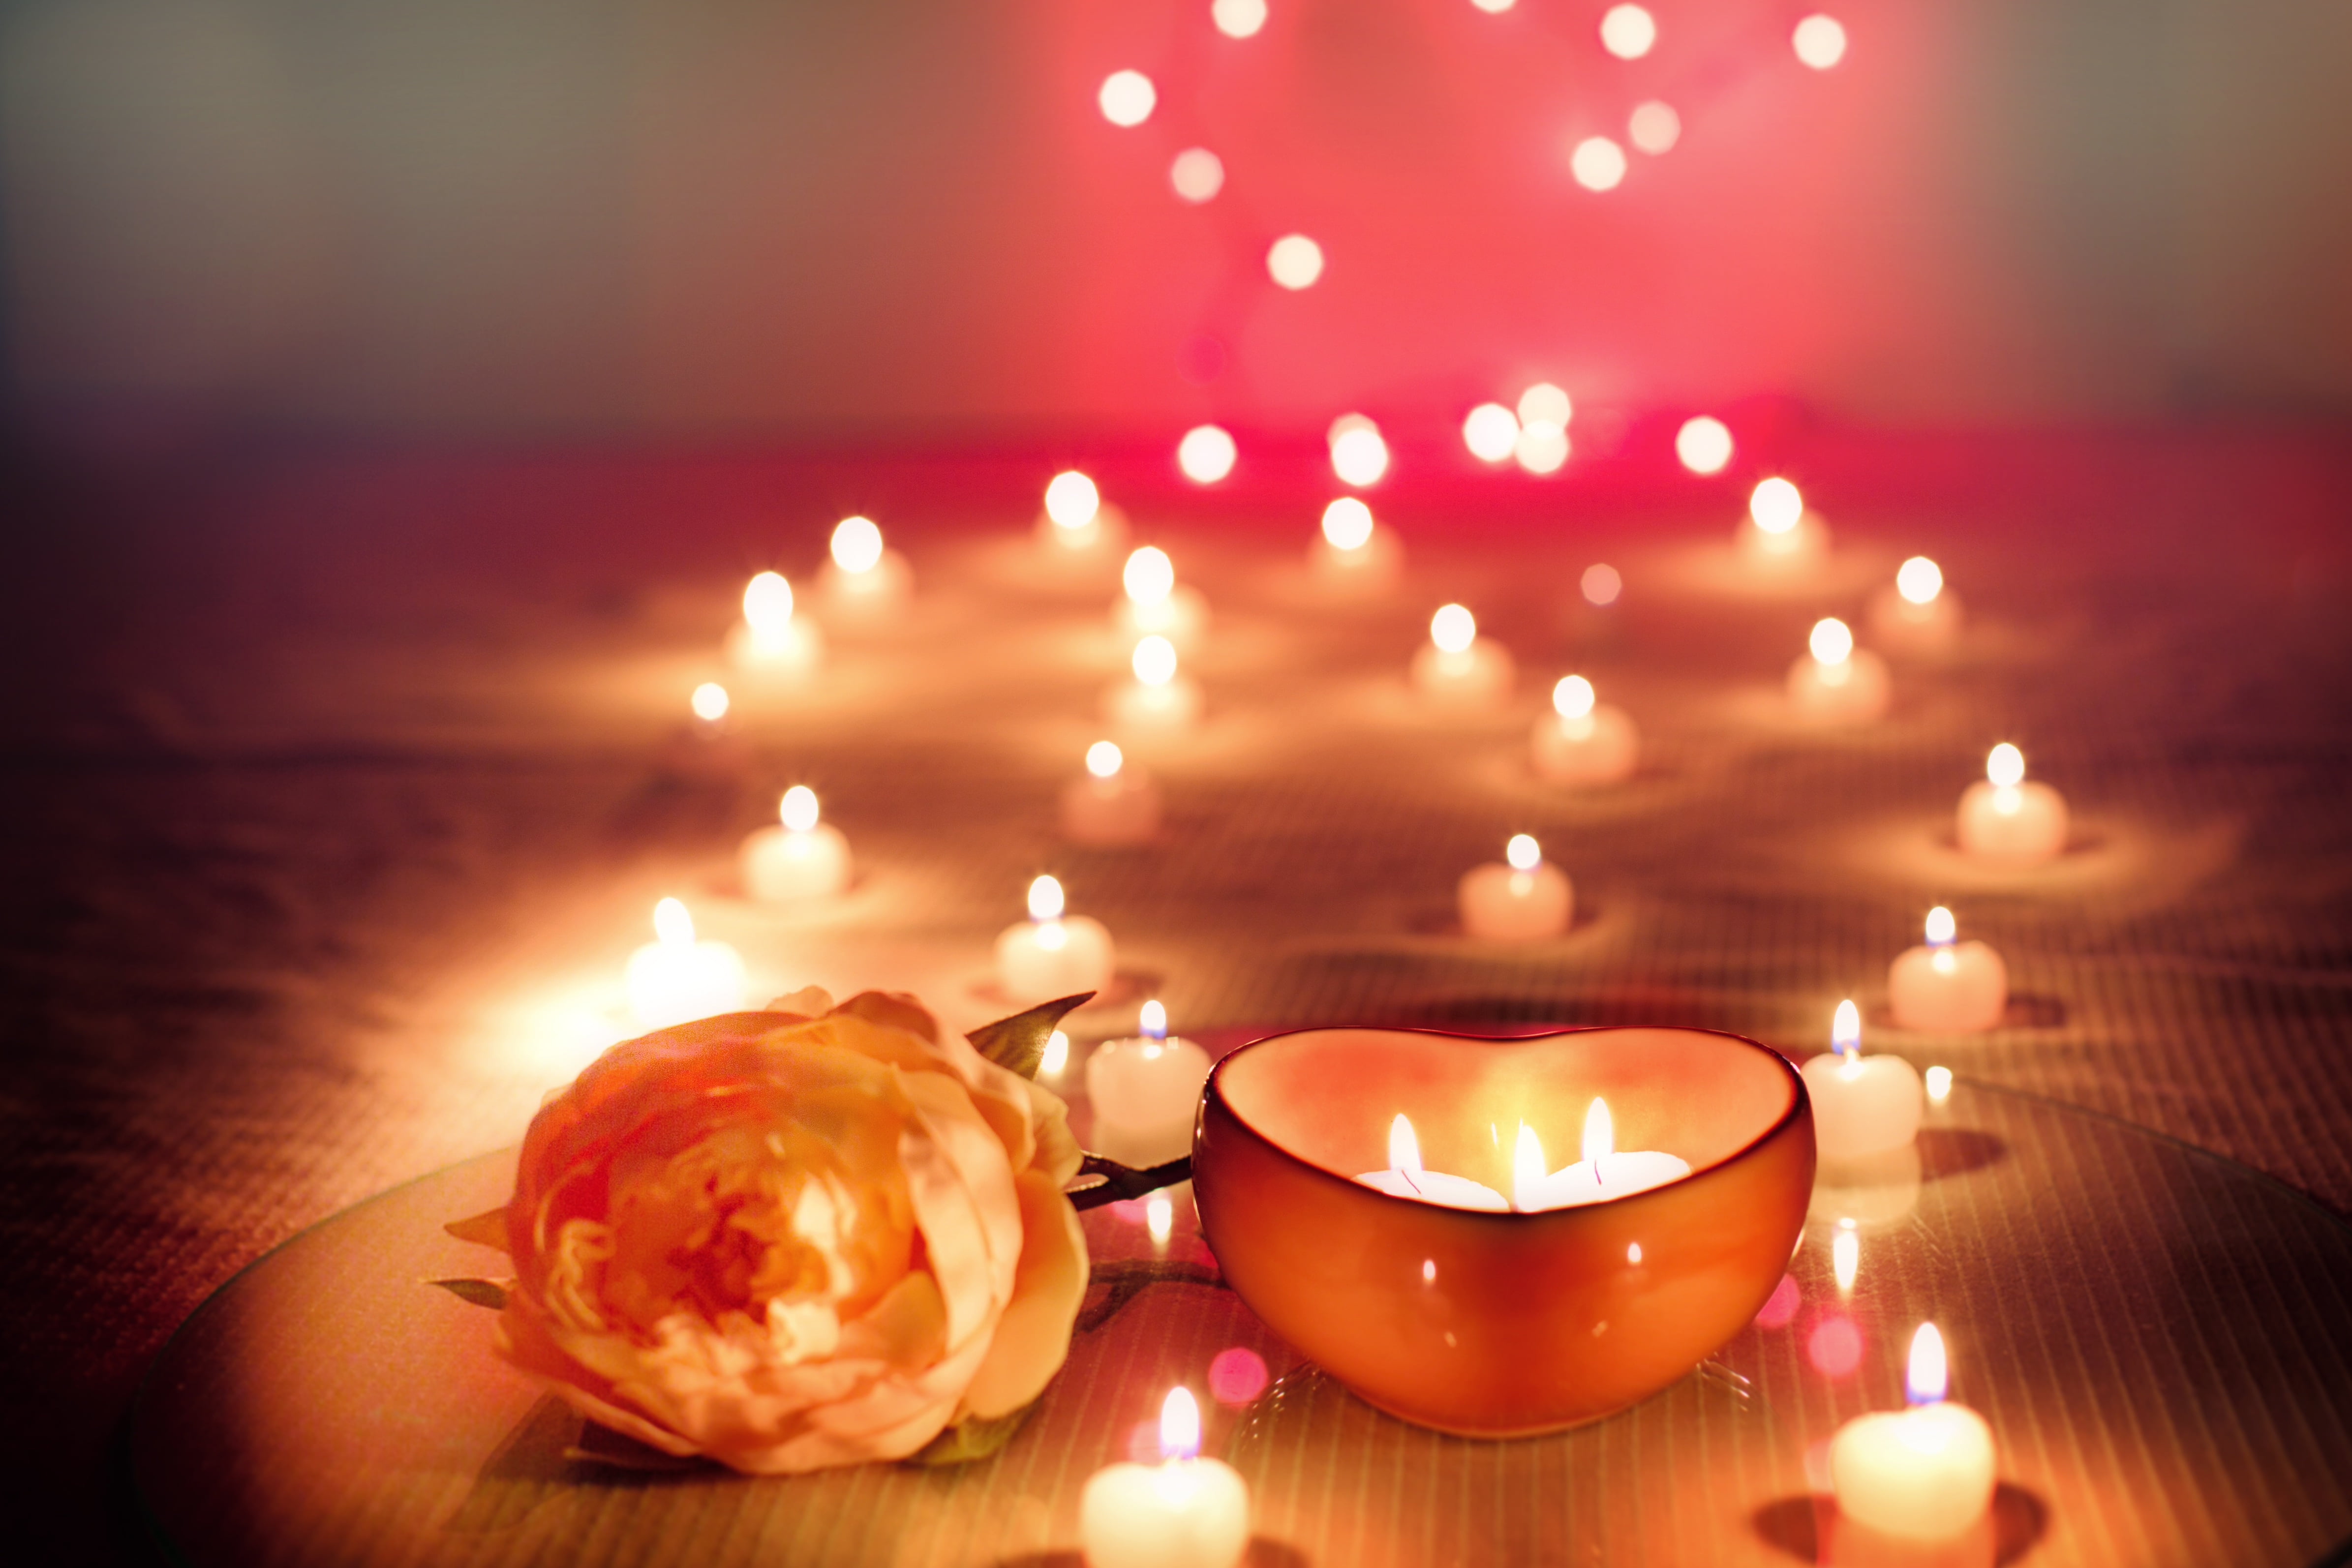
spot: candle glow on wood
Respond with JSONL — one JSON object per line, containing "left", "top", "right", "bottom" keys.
{"left": 1830, "top": 1322, "right": 1999, "bottom": 1541}
{"left": 1079, "top": 1387, "right": 1251, "bottom": 1568}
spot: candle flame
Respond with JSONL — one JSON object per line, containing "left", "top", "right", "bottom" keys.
{"left": 1177, "top": 424, "right": 1236, "bottom": 483}
{"left": 1906, "top": 1322, "right": 1949, "bottom": 1405}
{"left": 1925, "top": 905, "right": 1956, "bottom": 946}
{"left": 1512, "top": 1122, "right": 1547, "bottom": 1211}
{"left": 1026, "top": 875, "right": 1065, "bottom": 922}
{"left": 743, "top": 571, "right": 794, "bottom": 633}
{"left": 1159, "top": 1386, "right": 1201, "bottom": 1461}
{"left": 1582, "top": 1097, "right": 1614, "bottom": 1163}
{"left": 1321, "top": 497, "right": 1375, "bottom": 551}
{"left": 1463, "top": 403, "right": 1519, "bottom": 463}
{"left": 1123, "top": 546, "right": 1176, "bottom": 605}
{"left": 1139, "top": 999, "right": 1167, "bottom": 1040}
{"left": 1553, "top": 674, "right": 1596, "bottom": 721}
{"left": 1132, "top": 635, "right": 1179, "bottom": 687}
{"left": 780, "top": 785, "right": 820, "bottom": 833}
{"left": 1040, "top": 1030, "right": 1069, "bottom": 1076}
{"left": 1986, "top": 742, "right": 2025, "bottom": 789}
{"left": 1676, "top": 415, "right": 1733, "bottom": 475}
{"left": 830, "top": 515, "right": 884, "bottom": 574}
{"left": 691, "top": 682, "right": 731, "bottom": 722}
{"left": 1430, "top": 603, "right": 1477, "bottom": 654}
{"left": 1506, "top": 834, "right": 1542, "bottom": 872}
{"left": 1926, "top": 1064, "right": 1953, "bottom": 1102}
{"left": 1388, "top": 1113, "right": 1422, "bottom": 1175}
{"left": 1146, "top": 1192, "right": 1174, "bottom": 1244}
{"left": 1044, "top": 471, "right": 1100, "bottom": 530}
{"left": 1808, "top": 617, "right": 1854, "bottom": 666}
{"left": 1750, "top": 477, "right": 1803, "bottom": 535}
{"left": 653, "top": 897, "right": 695, "bottom": 947}
{"left": 1833, "top": 998, "right": 1862, "bottom": 1058}
{"left": 1896, "top": 556, "right": 1944, "bottom": 605}
{"left": 1086, "top": 740, "right": 1124, "bottom": 779}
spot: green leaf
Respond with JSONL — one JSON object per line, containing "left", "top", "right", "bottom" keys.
{"left": 965, "top": 993, "right": 1093, "bottom": 1080}
{"left": 428, "top": 1277, "right": 511, "bottom": 1311}
{"left": 905, "top": 1401, "right": 1038, "bottom": 1466}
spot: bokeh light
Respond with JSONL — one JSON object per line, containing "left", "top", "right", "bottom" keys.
{"left": 780, "top": 785, "right": 820, "bottom": 833}
{"left": 1099, "top": 70, "right": 1157, "bottom": 126}
{"left": 1178, "top": 423, "right": 1238, "bottom": 482}
{"left": 1628, "top": 100, "right": 1680, "bottom": 154}
{"left": 1581, "top": 562, "right": 1622, "bottom": 605}
{"left": 1321, "top": 497, "right": 1375, "bottom": 551}
{"left": 1570, "top": 136, "right": 1628, "bottom": 191}
{"left": 1430, "top": 603, "right": 1477, "bottom": 653}
{"left": 1212, "top": 0, "right": 1268, "bottom": 39}
{"left": 1086, "top": 740, "right": 1124, "bottom": 779}
{"left": 1469, "top": 0, "right": 1516, "bottom": 12}
{"left": 1124, "top": 545, "right": 1176, "bottom": 604}
{"left": 691, "top": 682, "right": 730, "bottom": 722}
{"left": 1514, "top": 421, "right": 1569, "bottom": 474}
{"left": 1553, "top": 675, "right": 1596, "bottom": 720}
{"left": 1506, "top": 834, "right": 1542, "bottom": 871}
{"left": 1599, "top": 4, "right": 1657, "bottom": 59}
{"left": 1208, "top": 1346, "right": 1270, "bottom": 1406}
{"left": 1044, "top": 470, "right": 1100, "bottom": 528}
{"left": 1267, "top": 233, "right": 1325, "bottom": 289}
{"left": 1517, "top": 383, "right": 1572, "bottom": 427}
{"left": 1463, "top": 403, "right": 1519, "bottom": 462}
{"left": 1807, "top": 1312, "right": 1864, "bottom": 1377}
{"left": 1793, "top": 14, "right": 1848, "bottom": 69}
{"left": 1170, "top": 147, "right": 1225, "bottom": 203}
{"left": 1809, "top": 617, "right": 1854, "bottom": 665}
{"left": 1750, "top": 476, "right": 1804, "bottom": 533}
{"left": 1897, "top": 555, "right": 1945, "bottom": 604}
{"left": 830, "top": 515, "right": 883, "bottom": 573}
{"left": 1675, "top": 415, "right": 1734, "bottom": 474}
{"left": 1329, "top": 416, "right": 1390, "bottom": 486}
{"left": 1133, "top": 635, "right": 1180, "bottom": 685}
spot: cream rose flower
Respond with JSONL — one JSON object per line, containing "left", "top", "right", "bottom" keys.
{"left": 487, "top": 989, "right": 1088, "bottom": 1473}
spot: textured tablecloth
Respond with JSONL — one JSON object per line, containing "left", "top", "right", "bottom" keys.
{"left": 3, "top": 431, "right": 2348, "bottom": 1564}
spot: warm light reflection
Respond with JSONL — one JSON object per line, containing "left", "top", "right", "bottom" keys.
{"left": 691, "top": 682, "right": 730, "bottom": 722}
{"left": 1027, "top": 875, "right": 1066, "bottom": 922}
{"left": 1388, "top": 1112, "right": 1422, "bottom": 1174}
{"left": 1986, "top": 743, "right": 2025, "bottom": 789}
{"left": 1581, "top": 563, "right": 1622, "bottom": 606}
{"left": 1514, "top": 421, "right": 1570, "bottom": 474}
{"left": 1627, "top": 1241, "right": 1643, "bottom": 1264}
{"left": 743, "top": 571, "right": 794, "bottom": 633}
{"left": 1321, "top": 497, "right": 1375, "bottom": 551}
{"left": 1147, "top": 1192, "right": 1174, "bottom": 1244}
{"left": 1833, "top": 997, "right": 1862, "bottom": 1059}
{"left": 1833, "top": 1224, "right": 1860, "bottom": 1291}
{"left": 1570, "top": 136, "right": 1629, "bottom": 191}
{"left": 1599, "top": 4, "right": 1657, "bottom": 59}
{"left": 1676, "top": 415, "right": 1734, "bottom": 474}
{"left": 1906, "top": 1322, "right": 1949, "bottom": 1404}
{"left": 1751, "top": 477, "right": 1804, "bottom": 534}
{"left": 1267, "top": 233, "right": 1325, "bottom": 289}
{"left": 1469, "top": 0, "right": 1515, "bottom": 13}
{"left": 1507, "top": 834, "right": 1542, "bottom": 872}
{"left": 654, "top": 897, "right": 696, "bottom": 946}
{"left": 780, "top": 785, "right": 821, "bottom": 833}
{"left": 1170, "top": 148, "right": 1226, "bottom": 204}
{"left": 1045, "top": 470, "right": 1101, "bottom": 529}
{"left": 1211, "top": 0, "right": 1268, "bottom": 40}
{"left": 1926, "top": 1064, "right": 1953, "bottom": 1102}
{"left": 1794, "top": 14, "right": 1848, "bottom": 70}
{"left": 1925, "top": 905, "right": 1956, "bottom": 946}
{"left": 830, "top": 515, "right": 883, "bottom": 573}
{"left": 1140, "top": 999, "right": 1167, "bottom": 1039}
{"left": 1124, "top": 546, "right": 1176, "bottom": 605}
{"left": 1463, "top": 403, "right": 1519, "bottom": 462}
{"left": 1041, "top": 1029, "right": 1069, "bottom": 1076}
{"left": 1810, "top": 617, "right": 1854, "bottom": 666}
{"left": 1330, "top": 419, "right": 1390, "bottom": 486}
{"left": 1133, "top": 635, "right": 1179, "bottom": 686}
{"left": 1518, "top": 383, "right": 1572, "bottom": 427}
{"left": 1554, "top": 674, "right": 1596, "bottom": 720}
{"left": 1628, "top": 100, "right": 1680, "bottom": 154}
{"left": 1430, "top": 603, "right": 1477, "bottom": 654}
{"left": 1160, "top": 1386, "right": 1201, "bottom": 1460}
{"left": 1177, "top": 423, "right": 1237, "bottom": 482}
{"left": 1897, "top": 556, "right": 1944, "bottom": 604}
{"left": 1086, "top": 740, "right": 1124, "bottom": 779}
{"left": 1100, "top": 70, "right": 1157, "bottom": 127}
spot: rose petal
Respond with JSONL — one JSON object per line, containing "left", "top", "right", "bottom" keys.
{"left": 894, "top": 1073, "right": 1021, "bottom": 1350}
{"left": 959, "top": 1169, "right": 1089, "bottom": 1420}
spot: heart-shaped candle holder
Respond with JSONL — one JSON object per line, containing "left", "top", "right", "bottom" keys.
{"left": 1193, "top": 1025, "right": 1813, "bottom": 1437}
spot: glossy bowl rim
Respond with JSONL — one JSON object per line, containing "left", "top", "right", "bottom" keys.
{"left": 1198, "top": 1021, "right": 1810, "bottom": 1221}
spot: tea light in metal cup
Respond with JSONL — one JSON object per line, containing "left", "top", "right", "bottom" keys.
{"left": 1062, "top": 740, "right": 1161, "bottom": 845}
{"left": 1459, "top": 834, "right": 1572, "bottom": 939}
{"left": 1531, "top": 674, "right": 1639, "bottom": 784}
{"left": 1802, "top": 1000, "right": 1924, "bottom": 1163}
{"left": 995, "top": 874, "right": 1115, "bottom": 1005}
{"left": 1889, "top": 906, "right": 2008, "bottom": 1032}
{"left": 1956, "top": 743, "right": 2068, "bottom": 865}
{"left": 739, "top": 786, "right": 852, "bottom": 902}
{"left": 1787, "top": 617, "right": 1890, "bottom": 722}
{"left": 1410, "top": 603, "right": 1513, "bottom": 706}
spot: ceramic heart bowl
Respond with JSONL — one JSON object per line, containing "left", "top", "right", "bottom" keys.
{"left": 1192, "top": 1025, "right": 1813, "bottom": 1437}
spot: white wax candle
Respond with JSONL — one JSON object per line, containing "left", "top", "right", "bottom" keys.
{"left": 1956, "top": 744, "right": 2068, "bottom": 865}
{"left": 1105, "top": 636, "right": 1204, "bottom": 732}
{"left": 623, "top": 898, "right": 748, "bottom": 1027}
{"left": 726, "top": 571, "right": 826, "bottom": 673}
{"left": 818, "top": 515, "right": 913, "bottom": 611}
{"left": 1802, "top": 1000, "right": 1924, "bottom": 1163}
{"left": 1311, "top": 498, "right": 1402, "bottom": 590}
{"left": 1061, "top": 741, "right": 1162, "bottom": 846}
{"left": 1531, "top": 675, "right": 1639, "bottom": 784}
{"left": 1080, "top": 1387, "right": 1250, "bottom": 1568}
{"left": 1410, "top": 604, "right": 1513, "bottom": 705}
{"left": 1737, "top": 477, "right": 1830, "bottom": 563}
{"left": 740, "top": 786, "right": 853, "bottom": 902}
{"left": 1787, "top": 618, "right": 1891, "bottom": 722}
{"left": 1867, "top": 557, "right": 1964, "bottom": 656}
{"left": 1888, "top": 907, "right": 2007, "bottom": 1032}
{"left": 1511, "top": 1100, "right": 1691, "bottom": 1211}
{"left": 1459, "top": 835, "right": 1573, "bottom": 940}
{"left": 1086, "top": 1001, "right": 1213, "bottom": 1166}
{"left": 1039, "top": 470, "right": 1129, "bottom": 560}
{"left": 1112, "top": 546, "right": 1211, "bottom": 648}
{"left": 995, "top": 875, "right": 1116, "bottom": 1005}
{"left": 1352, "top": 1113, "right": 1510, "bottom": 1211}
{"left": 1831, "top": 1323, "right": 1998, "bottom": 1541}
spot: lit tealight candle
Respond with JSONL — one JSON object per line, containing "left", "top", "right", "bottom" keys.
{"left": 1410, "top": 603, "right": 1514, "bottom": 706}
{"left": 1080, "top": 1387, "right": 1251, "bottom": 1568}
{"left": 623, "top": 898, "right": 748, "bottom": 1027}
{"left": 819, "top": 515, "right": 913, "bottom": 611}
{"left": 1738, "top": 476, "right": 1829, "bottom": 563}
{"left": 690, "top": 681, "right": 732, "bottom": 730}
{"left": 1351, "top": 1113, "right": 1509, "bottom": 1210}
{"left": 1956, "top": 743, "right": 2069, "bottom": 866}
{"left": 1801, "top": 1000, "right": 1924, "bottom": 1164}
{"left": 1105, "top": 635, "right": 1204, "bottom": 733}
{"left": 1531, "top": 674, "right": 1639, "bottom": 784}
{"left": 1830, "top": 1323, "right": 1998, "bottom": 1542}
{"left": 1086, "top": 999, "right": 1214, "bottom": 1166}
{"left": 1062, "top": 740, "right": 1162, "bottom": 846}
{"left": 739, "top": 785, "right": 853, "bottom": 903}
{"left": 995, "top": 874, "right": 1116, "bottom": 1006}
{"left": 1040, "top": 469, "right": 1129, "bottom": 559}
{"left": 1512, "top": 1099, "right": 1693, "bottom": 1211}
{"left": 1113, "top": 546, "right": 1210, "bottom": 647}
{"left": 1786, "top": 617, "right": 1891, "bottom": 722}
{"left": 1311, "top": 497, "right": 1402, "bottom": 590}
{"left": 727, "top": 571, "right": 825, "bottom": 672}
{"left": 1869, "top": 555, "right": 1964, "bottom": 656}
{"left": 1459, "top": 834, "right": 1573, "bottom": 940}
{"left": 1889, "top": 906, "right": 2008, "bottom": 1032}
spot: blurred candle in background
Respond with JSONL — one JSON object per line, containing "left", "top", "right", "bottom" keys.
{"left": 1739, "top": 477, "right": 1829, "bottom": 564}
{"left": 995, "top": 874, "right": 1116, "bottom": 1005}
{"left": 728, "top": 571, "right": 825, "bottom": 672}
{"left": 1105, "top": 635, "right": 1203, "bottom": 732}
{"left": 1411, "top": 603, "right": 1513, "bottom": 705}
{"left": 1087, "top": 999, "right": 1213, "bottom": 1166}
{"left": 1531, "top": 674, "right": 1639, "bottom": 784}
{"left": 1787, "top": 617, "right": 1890, "bottom": 722}
{"left": 1459, "top": 834, "right": 1573, "bottom": 939}
{"left": 1311, "top": 496, "right": 1401, "bottom": 590}
{"left": 1040, "top": 470, "right": 1128, "bottom": 560}
{"left": 740, "top": 785, "right": 853, "bottom": 902}
{"left": 1869, "top": 555, "right": 1964, "bottom": 656}
{"left": 1888, "top": 906, "right": 2008, "bottom": 1031}
{"left": 625, "top": 898, "right": 748, "bottom": 1027}
{"left": 820, "top": 515, "right": 912, "bottom": 612}
{"left": 1114, "top": 545, "right": 1209, "bottom": 647}
{"left": 1957, "top": 744, "right": 2069, "bottom": 865}
{"left": 1062, "top": 739, "right": 1162, "bottom": 845}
